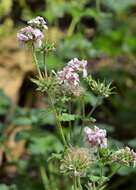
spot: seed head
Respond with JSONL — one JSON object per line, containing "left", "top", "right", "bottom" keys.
{"left": 111, "top": 147, "right": 136, "bottom": 167}
{"left": 60, "top": 147, "right": 91, "bottom": 177}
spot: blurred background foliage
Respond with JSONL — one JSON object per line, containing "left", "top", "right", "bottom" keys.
{"left": 0, "top": 0, "right": 136, "bottom": 190}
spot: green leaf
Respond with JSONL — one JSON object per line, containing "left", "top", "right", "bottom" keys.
{"left": 0, "top": 185, "right": 17, "bottom": 190}
{"left": 128, "top": 139, "right": 136, "bottom": 148}
{"left": 105, "top": 0, "right": 136, "bottom": 12}
{"left": 48, "top": 152, "right": 62, "bottom": 161}
{"left": 29, "top": 134, "right": 63, "bottom": 155}
{"left": 0, "top": 89, "right": 11, "bottom": 115}
{"left": 117, "top": 166, "right": 136, "bottom": 176}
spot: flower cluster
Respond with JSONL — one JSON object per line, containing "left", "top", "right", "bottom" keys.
{"left": 17, "top": 16, "right": 47, "bottom": 48}
{"left": 84, "top": 126, "right": 107, "bottom": 149}
{"left": 57, "top": 67, "right": 80, "bottom": 87}
{"left": 111, "top": 147, "right": 136, "bottom": 167}
{"left": 28, "top": 16, "right": 48, "bottom": 31}
{"left": 17, "top": 26, "right": 44, "bottom": 48}
{"left": 67, "top": 58, "right": 87, "bottom": 78}
{"left": 57, "top": 58, "right": 87, "bottom": 96}
{"left": 60, "top": 147, "right": 91, "bottom": 177}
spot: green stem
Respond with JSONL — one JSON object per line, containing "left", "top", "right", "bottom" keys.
{"left": 39, "top": 164, "right": 50, "bottom": 190}
{"left": 43, "top": 52, "right": 48, "bottom": 79}
{"left": 32, "top": 45, "right": 42, "bottom": 78}
{"left": 77, "top": 176, "right": 83, "bottom": 190}
{"left": 67, "top": 18, "right": 78, "bottom": 37}
{"left": 82, "top": 97, "right": 85, "bottom": 120}
{"left": 87, "top": 97, "right": 102, "bottom": 117}
{"left": 57, "top": 114, "right": 68, "bottom": 147}
{"left": 73, "top": 176, "right": 78, "bottom": 190}
{"left": 79, "top": 97, "right": 85, "bottom": 137}
{"left": 93, "top": 182, "right": 96, "bottom": 190}
{"left": 108, "top": 165, "right": 122, "bottom": 179}
{"left": 49, "top": 94, "right": 67, "bottom": 147}
{"left": 97, "top": 165, "right": 122, "bottom": 190}
{"left": 68, "top": 102, "right": 72, "bottom": 141}
{"left": 96, "top": 0, "right": 101, "bottom": 13}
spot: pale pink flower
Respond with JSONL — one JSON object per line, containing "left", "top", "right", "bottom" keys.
{"left": 67, "top": 58, "right": 88, "bottom": 78}
{"left": 57, "top": 67, "right": 80, "bottom": 87}
{"left": 17, "top": 26, "right": 44, "bottom": 48}
{"left": 84, "top": 126, "right": 107, "bottom": 148}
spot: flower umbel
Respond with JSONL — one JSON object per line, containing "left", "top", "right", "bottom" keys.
{"left": 56, "top": 58, "right": 87, "bottom": 96}
{"left": 17, "top": 26, "right": 44, "bottom": 48}
{"left": 67, "top": 58, "right": 88, "bottom": 78}
{"left": 84, "top": 126, "right": 107, "bottom": 149}
{"left": 60, "top": 147, "right": 91, "bottom": 177}
{"left": 57, "top": 67, "right": 80, "bottom": 86}
{"left": 28, "top": 16, "right": 48, "bottom": 31}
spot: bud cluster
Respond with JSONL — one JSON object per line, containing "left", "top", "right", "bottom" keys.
{"left": 86, "top": 76, "right": 113, "bottom": 98}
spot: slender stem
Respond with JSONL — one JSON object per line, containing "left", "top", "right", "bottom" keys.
{"left": 32, "top": 45, "right": 42, "bottom": 78}
{"left": 82, "top": 97, "right": 85, "bottom": 120}
{"left": 93, "top": 182, "right": 96, "bottom": 190}
{"left": 39, "top": 164, "right": 50, "bottom": 190}
{"left": 79, "top": 97, "right": 85, "bottom": 136}
{"left": 43, "top": 52, "right": 48, "bottom": 79}
{"left": 48, "top": 162, "right": 56, "bottom": 190}
{"left": 96, "top": 0, "right": 101, "bottom": 13}
{"left": 67, "top": 18, "right": 78, "bottom": 37}
{"left": 87, "top": 97, "right": 102, "bottom": 117}
{"left": 100, "top": 164, "right": 103, "bottom": 185}
{"left": 73, "top": 176, "right": 78, "bottom": 190}
{"left": 68, "top": 102, "right": 72, "bottom": 140}
{"left": 77, "top": 176, "right": 83, "bottom": 190}
{"left": 87, "top": 104, "right": 97, "bottom": 117}
{"left": 108, "top": 165, "right": 122, "bottom": 179}
{"left": 49, "top": 94, "right": 67, "bottom": 146}
{"left": 97, "top": 165, "right": 122, "bottom": 190}
{"left": 57, "top": 114, "right": 68, "bottom": 147}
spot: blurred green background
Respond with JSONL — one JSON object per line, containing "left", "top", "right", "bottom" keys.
{"left": 0, "top": 0, "right": 136, "bottom": 190}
